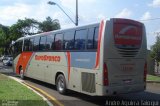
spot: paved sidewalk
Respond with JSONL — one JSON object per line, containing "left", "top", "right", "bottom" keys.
{"left": 147, "top": 80, "right": 160, "bottom": 83}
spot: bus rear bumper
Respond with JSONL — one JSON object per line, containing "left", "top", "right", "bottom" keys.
{"left": 100, "top": 83, "right": 146, "bottom": 96}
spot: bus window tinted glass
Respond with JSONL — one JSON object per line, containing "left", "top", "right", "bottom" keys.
{"left": 29, "top": 38, "right": 34, "bottom": 51}
{"left": 14, "top": 40, "right": 23, "bottom": 58}
{"left": 39, "top": 36, "right": 47, "bottom": 50}
{"left": 94, "top": 27, "right": 99, "bottom": 49}
{"left": 24, "top": 39, "right": 30, "bottom": 51}
{"left": 46, "top": 34, "right": 54, "bottom": 50}
{"left": 87, "top": 28, "right": 94, "bottom": 49}
{"left": 75, "top": 29, "right": 87, "bottom": 50}
{"left": 54, "top": 33, "right": 63, "bottom": 50}
{"left": 33, "top": 37, "right": 40, "bottom": 51}
{"left": 64, "top": 31, "right": 74, "bottom": 50}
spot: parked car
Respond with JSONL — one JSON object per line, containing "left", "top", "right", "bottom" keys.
{"left": 0, "top": 55, "right": 5, "bottom": 61}
{"left": 0, "top": 55, "right": 12, "bottom": 62}
{"left": 3, "top": 57, "right": 13, "bottom": 66}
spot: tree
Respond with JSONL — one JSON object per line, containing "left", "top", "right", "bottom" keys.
{"left": 150, "top": 35, "right": 160, "bottom": 73}
{"left": 9, "top": 17, "right": 60, "bottom": 41}
{"left": 0, "top": 24, "right": 10, "bottom": 55}
{"left": 9, "top": 18, "right": 40, "bottom": 41}
{"left": 0, "top": 17, "right": 61, "bottom": 55}
{"left": 39, "top": 17, "right": 60, "bottom": 32}
{"left": 0, "top": 24, "right": 9, "bottom": 46}
{"left": 150, "top": 35, "right": 160, "bottom": 62}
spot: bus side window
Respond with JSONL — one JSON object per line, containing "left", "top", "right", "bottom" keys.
{"left": 39, "top": 36, "right": 47, "bottom": 51}
{"left": 46, "top": 34, "right": 54, "bottom": 50}
{"left": 29, "top": 38, "right": 34, "bottom": 51}
{"left": 18, "top": 41, "right": 23, "bottom": 53}
{"left": 14, "top": 40, "right": 22, "bottom": 57}
{"left": 94, "top": 27, "right": 99, "bottom": 49}
{"left": 63, "top": 31, "right": 74, "bottom": 50}
{"left": 54, "top": 33, "right": 63, "bottom": 50}
{"left": 87, "top": 28, "right": 94, "bottom": 49}
{"left": 33, "top": 36, "right": 40, "bottom": 51}
{"left": 75, "top": 29, "right": 87, "bottom": 50}
{"left": 24, "top": 39, "right": 30, "bottom": 51}
{"left": 15, "top": 42, "right": 19, "bottom": 53}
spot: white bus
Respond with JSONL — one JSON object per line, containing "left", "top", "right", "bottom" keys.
{"left": 12, "top": 18, "right": 147, "bottom": 96}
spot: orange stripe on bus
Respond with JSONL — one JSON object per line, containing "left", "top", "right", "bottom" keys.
{"left": 16, "top": 52, "right": 33, "bottom": 74}
{"left": 66, "top": 52, "right": 71, "bottom": 81}
{"left": 95, "top": 20, "right": 104, "bottom": 69}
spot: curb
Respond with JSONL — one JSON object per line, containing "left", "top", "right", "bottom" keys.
{"left": 9, "top": 75, "right": 64, "bottom": 106}
{"left": 23, "top": 82, "right": 64, "bottom": 106}
{"left": 147, "top": 81, "right": 160, "bottom": 83}
{"left": 1, "top": 74, "right": 53, "bottom": 106}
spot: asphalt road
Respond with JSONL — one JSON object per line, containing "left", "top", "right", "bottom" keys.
{"left": 0, "top": 62, "right": 160, "bottom": 106}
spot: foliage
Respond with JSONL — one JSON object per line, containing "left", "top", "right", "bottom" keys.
{"left": 0, "top": 24, "right": 10, "bottom": 55}
{"left": 39, "top": 16, "right": 60, "bottom": 32}
{"left": 0, "top": 17, "right": 61, "bottom": 55}
{"left": 0, "top": 24, "right": 9, "bottom": 46}
{"left": 0, "top": 47, "right": 4, "bottom": 55}
{"left": 150, "top": 36, "right": 160, "bottom": 62}
{"left": 9, "top": 18, "right": 40, "bottom": 41}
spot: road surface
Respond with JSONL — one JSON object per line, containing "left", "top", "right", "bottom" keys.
{"left": 0, "top": 62, "right": 160, "bottom": 106}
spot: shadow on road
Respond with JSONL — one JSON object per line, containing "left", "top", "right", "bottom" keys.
{"left": 22, "top": 77, "right": 160, "bottom": 106}
{"left": 63, "top": 91, "right": 160, "bottom": 106}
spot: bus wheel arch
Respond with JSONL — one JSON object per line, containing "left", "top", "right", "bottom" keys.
{"left": 18, "top": 65, "right": 22, "bottom": 74}
{"left": 55, "top": 72, "right": 67, "bottom": 94}
{"left": 19, "top": 65, "right": 25, "bottom": 80}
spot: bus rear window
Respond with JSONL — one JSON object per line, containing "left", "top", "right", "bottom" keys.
{"left": 113, "top": 19, "right": 143, "bottom": 49}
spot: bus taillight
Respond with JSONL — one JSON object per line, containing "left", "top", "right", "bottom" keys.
{"left": 103, "top": 63, "right": 109, "bottom": 86}
{"left": 144, "top": 62, "right": 147, "bottom": 82}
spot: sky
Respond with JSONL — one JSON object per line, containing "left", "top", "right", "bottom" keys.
{"left": 0, "top": 0, "right": 160, "bottom": 49}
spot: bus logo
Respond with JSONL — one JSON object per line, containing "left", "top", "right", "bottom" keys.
{"left": 114, "top": 24, "right": 142, "bottom": 45}
{"left": 119, "top": 26, "right": 137, "bottom": 35}
{"left": 35, "top": 55, "right": 61, "bottom": 62}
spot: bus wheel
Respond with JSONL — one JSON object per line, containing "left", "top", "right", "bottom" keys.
{"left": 20, "top": 68, "right": 25, "bottom": 80}
{"left": 56, "top": 74, "right": 67, "bottom": 94}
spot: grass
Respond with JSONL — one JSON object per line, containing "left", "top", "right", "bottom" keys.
{"left": 0, "top": 74, "right": 48, "bottom": 106}
{"left": 147, "top": 74, "right": 160, "bottom": 82}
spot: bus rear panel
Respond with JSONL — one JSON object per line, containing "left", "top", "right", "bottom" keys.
{"left": 101, "top": 18, "right": 147, "bottom": 95}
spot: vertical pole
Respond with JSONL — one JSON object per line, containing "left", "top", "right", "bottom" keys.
{"left": 76, "top": 0, "right": 78, "bottom": 26}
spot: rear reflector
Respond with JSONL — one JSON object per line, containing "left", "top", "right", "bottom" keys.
{"left": 103, "top": 63, "right": 109, "bottom": 86}
{"left": 144, "top": 62, "right": 147, "bottom": 82}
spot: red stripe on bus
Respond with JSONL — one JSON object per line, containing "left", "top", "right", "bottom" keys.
{"left": 66, "top": 52, "right": 71, "bottom": 81}
{"left": 16, "top": 52, "right": 33, "bottom": 74}
{"left": 95, "top": 20, "right": 104, "bottom": 69}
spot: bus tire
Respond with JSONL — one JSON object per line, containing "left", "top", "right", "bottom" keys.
{"left": 56, "top": 74, "right": 67, "bottom": 94}
{"left": 20, "top": 67, "right": 25, "bottom": 80}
